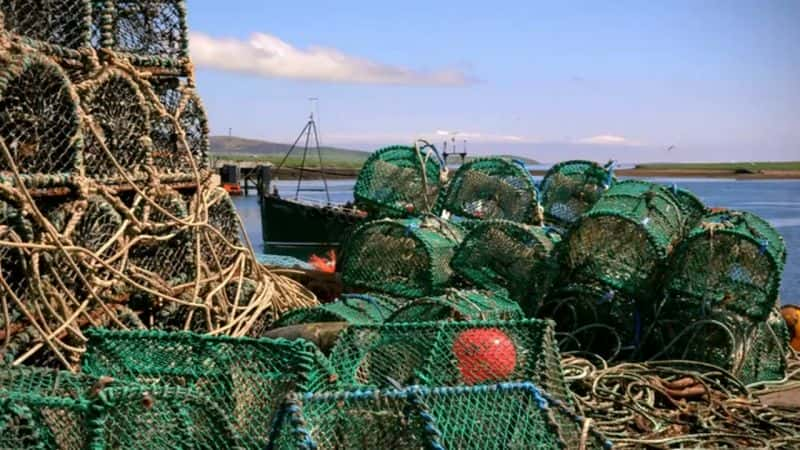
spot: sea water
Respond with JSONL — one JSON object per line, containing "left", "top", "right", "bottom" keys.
{"left": 233, "top": 178, "right": 800, "bottom": 303}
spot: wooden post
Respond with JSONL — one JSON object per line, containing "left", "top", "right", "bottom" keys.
{"left": 257, "top": 165, "right": 273, "bottom": 197}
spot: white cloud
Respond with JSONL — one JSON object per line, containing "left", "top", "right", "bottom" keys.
{"left": 577, "top": 135, "right": 639, "bottom": 145}
{"left": 189, "top": 32, "right": 473, "bottom": 86}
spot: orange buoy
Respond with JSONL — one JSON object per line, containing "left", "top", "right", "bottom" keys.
{"left": 781, "top": 305, "right": 800, "bottom": 351}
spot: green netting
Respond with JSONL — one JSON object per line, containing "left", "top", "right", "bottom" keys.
{"left": 341, "top": 217, "right": 464, "bottom": 297}
{"left": 0, "top": 198, "right": 34, "bottom": 363}
{"left": 0, "top": 51, "right": 82, "bottom": 182}
{"left": 662, "top": 210, "right": 785, "bottom": 322}
{"left": 671, "top": 185, "right": 706, "bottom": 229}
{"left": 564, "top": 179, "right": 684, "bottom": 296}
{"left": 386, "top": 289, "right": 523, "bottom": 323}
{"left": 353, "top": 144, "right": 444, "bottom": 218}
{"left": 328, "top": 318, "right": 571, "bottom": 403}
{"left": 539, "top": 160, "right": 613, "bottom": 229}
{"left": 269, "top": 383, "right": 612, "bottom": 450}
{"left": 150, "top": 79, "right": 210, "bottom": 173}
{"left": 540, "top": 282, "right": 645, "bottom": 359}
{"left": 450, "top": 220, "right": 560, "bottom": 315}
{"left": 274, "top": 293, "right": 406, "bottom": 327}
{"left": 82, "top": 328, "right": 337, "bottom": 449}
{"left": 436, "top": 157, "right": 542, "bottom": 224}
{"left": 0, "top": 366, "right": 239, "bottom": 449}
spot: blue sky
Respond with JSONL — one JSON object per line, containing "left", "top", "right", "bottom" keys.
{"left": 188, "top": 0, "right": 799, "bottom": 162}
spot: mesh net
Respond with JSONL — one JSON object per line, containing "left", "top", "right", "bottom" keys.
{"left": 270, "top": 383, "right": 611, "bottom": 450}
{"left": 341, "top": 217, "right": 464, "bottom": 297}
{"left": 436, "top": 157, "right": 542, "bottom": 224}
{"left": 451, "top": 220, "right": 560, "bottom": 315}
{"left": 353, "top": 144, "right": 443, "bottom": 218}
{"left": 386, "top": 289, "right": 523, "bottom": 323}
{"left": 274, "top": 293, "right": 406, "bottom": 327}
{"left": 672, "top": 186, "right": 706, "bottom": 230}
{"left": 0, "top": 373, "right": 240, "bottom": 449}
{"left": 0, "top": 6, "right": 318, "bottom": 367}
{"left": 563, "top": 180, "right": 684, "bottom": 296}
{"left": 0, "top": 0, "right": 92, "bottom": 50}
{"left": 328, "top": 318, "right": 571, "bottom": 403}
{"left": 78, "top": 69, "right": 150, "bottom": 181}
{"left": 539, "top": 160, "right": 613, "bottom": 229}
{"left": 82, "top": 328, "right": 337, "bottom": 449}
{"left": 0, "top": 52, "right": 82, "bottom": 181}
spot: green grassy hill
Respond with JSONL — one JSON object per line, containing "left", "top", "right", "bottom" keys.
{"left": 209, "top": 136, "right": 370, "bottom": 169}
{"left": 635, "top": 161, "right": 800, "bottom": 171}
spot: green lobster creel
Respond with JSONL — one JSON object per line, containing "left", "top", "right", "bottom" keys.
{"left": 82, "top": 328, "right": 337, "bottom": 449}
{"left": 0, "top": 52, "right": 82, "bottom": 183}
{"left": 540, "top": 282, "right": 644, "bottom": 360}
{"left": 450, "top": 220, "right": 560, "bottom": 315}
{"left": 95, "top": 0, "right": 190, "bottom": 73}
{"left": 662, "top": 210, "right": 785, "bottom": 322}
{"left": 671, "top": 185, "right": 706, "bottom": 230}
{"left": 436, "top": 157, "right": 542, "bottom": 224}
{"left": 0, "top": 0, "right": 92, "bottom": 50}
{"left": 269, "top": 383, "right": 612, "bottom": 450}
{"left": 341, "top": 217, "right": 464, "bottom": 298}
{"left": 78, "top": 69, "right": 150, "bottom": 181}
{"left": 386, "top": 289, "right": 523, "bottom": 323}
{"left": 274, "top": 293, "right": 406, "bottom": 327}
{"left": 201, "top": 187, "right": 243, "bottom": 270}
{"left": 0, "top": 366, "right": 240, "bottom": 449}
{"left": 0, "top": 198, "right": 35, "bottom": 364}
{"left": 539, "top": 160, "right": 613, "bottom": 229}
{"left": 328, "top": 318, "right": 571, "bottom": 403}
{"left": 151, "top": 79, "right": 210, "bottom": 173}
{"left": 353, "top": 144, "right": 444, "bottom": 218}
{"left": 564, "top": 179, "right": 685, "bottom": 296}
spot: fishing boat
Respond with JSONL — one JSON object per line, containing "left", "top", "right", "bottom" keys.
{"left": 258, "top": 110, "right": 365, "bottom": 260}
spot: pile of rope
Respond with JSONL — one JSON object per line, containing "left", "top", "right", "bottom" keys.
{"left": 562, "top": 350, "right": 800, "bottom": 448}
{"left": 0, "top": 2, "right": 317, "bottom": 370}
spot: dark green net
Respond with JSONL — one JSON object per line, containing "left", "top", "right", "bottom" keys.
{"left": 81, "top": 328, "right": 336, "bottom": 449}
{"left": 386, "top": 289, "right": 523, "bottom": 323}
{"left": 353, "top": 144, "right": 443, "bottom": 218}
{"left": 670, "top": 185, "right": 706, "bottom": 230}
{"left": 450, "top": 220, "right": 560, "bottom": 315}
{"left": 328, "top": 318, "right": 571, "bottom": 403}
{"left": 564, "top": 179, "right": 684, "bottom": 296}
{"left": 341, "top": 217, "right": 464, "bottom": 298}
{"left": 436, "top": 157, "right": 542, "bottom": 224}
{"left": 273, "top": 293, "right": 406, "bottom": 327}
{"left": 539, "top": 160, "right": 613, "bottom": 229}
{"left": 268, "top": 383, "right": 612, "bottom": 450}
{"left": 0, "top": 0, "right": 92, "bottom": 50}
{"left": 0, "top": 365, "right": 239, "bottom": 449}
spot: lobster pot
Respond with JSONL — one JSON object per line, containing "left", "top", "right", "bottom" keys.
{"left": 341, "top": 217, "right": 464, "bottom": 298}
{"left": 329, "top": 319, "right": 570, "bottom": 401}
{"left": 540, "top": 282, "right": 645, "bottom": 360}
{"left": 268, "top": 383, "right": 611, "bottom": 450}
{"left": 150, "top": 79, "right": 209, "bottom": 174}
{"left": 451, "top": 220, "right": 560, "bottom": 315}
{"left": 199, "top": 187, "right": 242, "bottom": 270}
{"left": 662, "top": 210, "right": 785, "bottom": 323}
{"left": 78, "top": 69, "right": 150, "bottom": 181}
{"left": 128, "top": 186, "right": 194, "bottom": 287}
{"left": 436, "top": 157, "right": 541, "bottom": 224}
{"left": 672, "top": 186, "right": 706, "bottom": 230}
{"left": 94, "top": 0, "right": 190, "bottom": 73}
{"left": 0, "top": 199, "right": 34, "bottom": 363}
{"left": 564, "top": 180, "right": 684, "bottom": 296}
{"left": 0, "top": 366, "right": 240, "bottom": 449}
{"left": 386, "top": 289, "right": 523, "bottom": 323}
{"left": 0, "top": 52, "right": 82, "bottom": 184}
{"left": 539, "top": 160, "right": 613, "bottom": 229}
{"left": 274, "top": 293, "right": 405, "bottom": 327}
{"left": 82, "top": 329, "right": 336, "bottom": 448}
{"left": 353, "top": 145, "right": 443, "bottom": 218}
{"left": 0, "top": 0, "right": 92, "bottom": 51}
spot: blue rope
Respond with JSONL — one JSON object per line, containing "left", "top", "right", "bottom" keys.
{"left": 342, "top": 294, "right": 386, "bottom": 320}
{"left": 604, "top": 160, "right": 617, "bottom": 189}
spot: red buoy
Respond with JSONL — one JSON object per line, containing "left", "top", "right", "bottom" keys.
{"left": 452, "top": 328, "right": 517, "bottom": 385}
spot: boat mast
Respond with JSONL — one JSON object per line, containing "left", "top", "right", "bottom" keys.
{"left": 273, "top": 98, "right": 331, "bottom": 204}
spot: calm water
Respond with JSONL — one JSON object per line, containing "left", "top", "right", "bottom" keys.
{"left": 233, "top": 178, "right": 800, "bottom": 302}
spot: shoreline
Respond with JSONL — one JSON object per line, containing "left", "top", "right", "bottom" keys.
{"left": 261, "top": 167, "right": 800, "bottom": 181}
